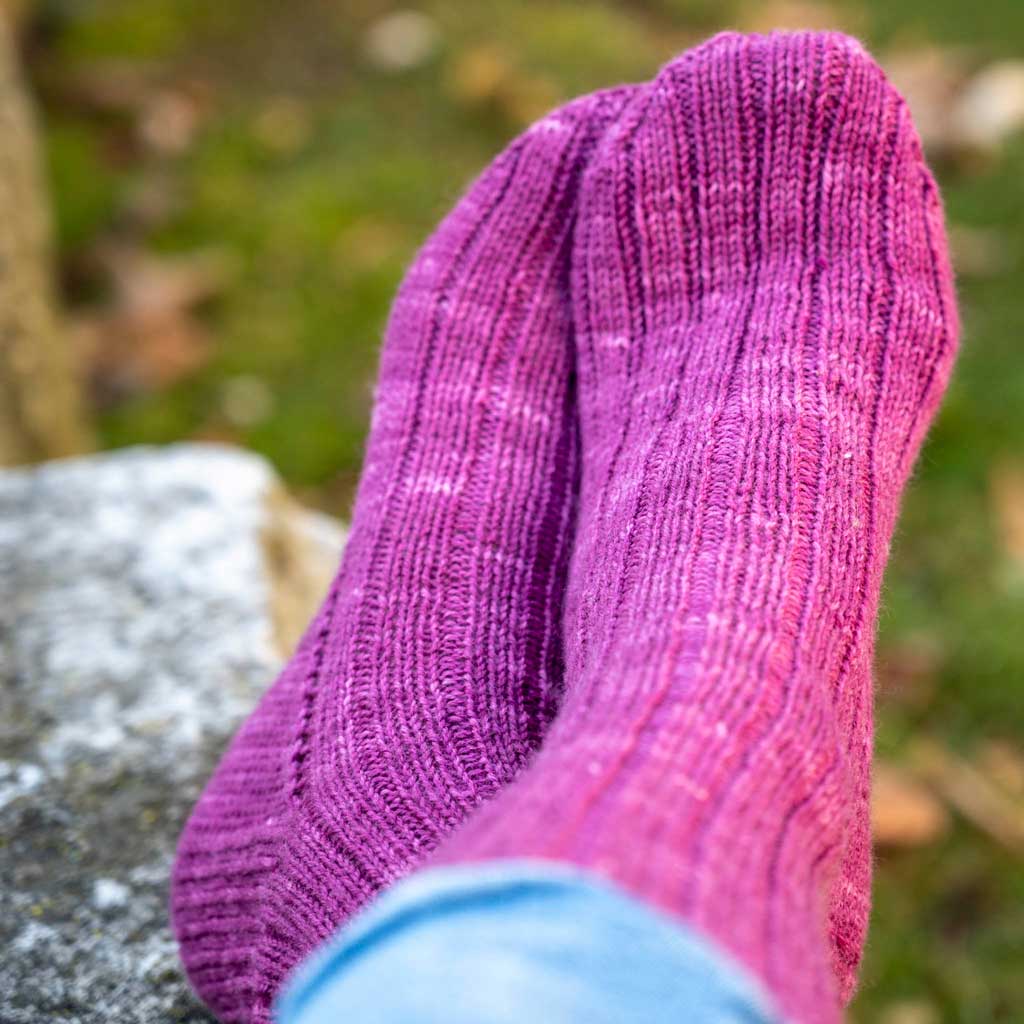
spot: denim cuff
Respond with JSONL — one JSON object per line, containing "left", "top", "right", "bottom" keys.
{"left": 277, "top": 859, "right": 784, "bottom": 1024}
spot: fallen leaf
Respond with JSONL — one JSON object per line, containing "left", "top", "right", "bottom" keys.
{"left": 46, "top": 59, "right": 159, "bottom": 115}
{"left": 75, "top": 245, "right": 236, "bottom": 399}
{"left": 872, "top": 759, "right": 949, "bottom": 847}
{"left": 364, "top": 10, "right": 440, "bottom": 73}
{"left": 446, "top": 46, "right": 560, "bottom": 128}
{"left": 447, "top": 45, "right": 512, "bottom": 107}
{"left": 989, "top": 460, "right": 1024, "bottom": 566}
{"left": 950, "top": 60, "right": 1024, "bottom": 154}
{"left": 883, "top": 46, "right": 971, "bottom": 156}
{"left": 103, "top": 244, "right": 234, "bottom": 320}
{"left": 137, "top": 88, "right": 204, "bottom": 155}
{"left": 976, "top": 740, "right": 1024, "bottom": 798}
{"left": 884, "top": 50, "right": 1024, "bottom": 166}
{"left": 909, "top": 738, "right": 1024, "bottom": 854}
{"left": 74, "top": 307, "right": 209, "bottom": 401}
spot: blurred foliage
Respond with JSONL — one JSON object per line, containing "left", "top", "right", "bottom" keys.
{"left": 20, "top": 0, "right": 1024, "bottom": 1020}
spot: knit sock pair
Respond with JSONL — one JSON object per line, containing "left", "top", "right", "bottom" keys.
{"left": 172, "top": 30, "right": 957, "bottom": 1024}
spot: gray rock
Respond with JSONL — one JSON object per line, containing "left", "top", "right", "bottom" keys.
{"left": 0, "top": 444, "right": 346, "bottom": 1023}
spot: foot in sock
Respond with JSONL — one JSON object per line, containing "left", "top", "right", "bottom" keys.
{"left": 170, "top": 86, "right": 632, "bottom": 1022}
{"left": 430, "top": 31, "right": 957, "bottom": 1023}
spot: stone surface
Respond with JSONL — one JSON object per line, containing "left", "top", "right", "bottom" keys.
{"left": 0, "top": 444, "right": 346, "bottom": 1023}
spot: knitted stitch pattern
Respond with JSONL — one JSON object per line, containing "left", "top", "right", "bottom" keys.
{"left": 432, "top": 32, "right": 958, "bottom": 1023}
{"left": 170, "top": 87, "right": 632, "bottom": 1023}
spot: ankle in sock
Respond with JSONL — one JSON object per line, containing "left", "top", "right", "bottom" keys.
{"left": 430, "top": 31, "right": 957, "bottom": 1023}
{"left": 171, "top": 86, "right": 633, "bottom": 1023}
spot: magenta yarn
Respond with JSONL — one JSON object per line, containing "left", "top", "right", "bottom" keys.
{"left": 172, "top": 31, "right": 958, "bottom": 1024}
{"left": 432, "top": 31, "right": 957, "bottom": 1024}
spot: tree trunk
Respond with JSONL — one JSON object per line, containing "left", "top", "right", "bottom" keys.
{"left": 0, "top": 8, "right": 92, "bottom": 465}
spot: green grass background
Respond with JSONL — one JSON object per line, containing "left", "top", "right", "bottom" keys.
{"left": 28, "top": 1, "right": 1024, "bottom": 1019}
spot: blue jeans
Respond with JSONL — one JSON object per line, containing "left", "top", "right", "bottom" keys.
{"left": 276, "top": 861, "right": 784, "bottom": 1023}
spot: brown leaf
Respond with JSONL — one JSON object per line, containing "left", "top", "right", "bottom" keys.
{"left": 447, "top": 45, "right": 512, "bottom": 107}
{"left": 46, "top": 59, "right": 159, "bottom": 115}
{"left": 950, "top": 60, "right": 1024, "bottom": 154}
{"left": 977, "top": 740, "right": 1024, "bottom": 797}
{"left": 102, "top": 244, "right": 235, "bottom": 315}
{"left": 872, "top": 759, "right": 949, "bottom": 848}
{"left": 884, "top": 51, "right": 1024, "bottom": 166}
{"left": 137, "top": 88, "right": 203, "bottom": 155}
{"left": 446, "top": 45, "right": 560, "bottom": 127}
{"left": 363, "top": 10, "right": 440, "bottom": 73}
{"left": 882, "top": 46, "right": 971, "bottom": 156}
{"left": 76, "top": 246, "right": 236, "bottom": 398}
{"left": 990, "top": 460, "right": 1024, "bottom": 566}
{"left": 909, "top": 738, "right": 1024, "bottom": 854}
{"left": 74, "top": 307, "right": 209, "bottom": 400}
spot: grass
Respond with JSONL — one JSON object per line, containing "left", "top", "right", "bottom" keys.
{"left": 28, "top": 0, "right": 1024, "bottom": 1019}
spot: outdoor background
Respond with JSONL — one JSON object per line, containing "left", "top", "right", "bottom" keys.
{"left": 15, "top": 0, "right": 1024, "bottom": 1020}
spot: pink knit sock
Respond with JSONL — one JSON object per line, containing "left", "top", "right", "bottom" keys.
{"left": 432, "top": 32, "right": 958, "bottom": 1022}
{"left": 170, "top": 87, "right": 632, "bottom": 1023}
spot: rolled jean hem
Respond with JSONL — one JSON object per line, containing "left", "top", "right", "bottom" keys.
{"left": 276, "top": 859, "right": 785, "bottom": 1024}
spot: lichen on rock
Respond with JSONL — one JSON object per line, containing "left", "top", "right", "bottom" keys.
{"left": 0, "top": 443, "right": 345, "bottom": 1023}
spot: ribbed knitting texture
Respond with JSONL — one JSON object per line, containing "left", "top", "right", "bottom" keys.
{"left": 431, "top": 31, "right": 958, "bottom": 1024}
{"left": 171, "top": 87, "right": 632, "bottom": 1023}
